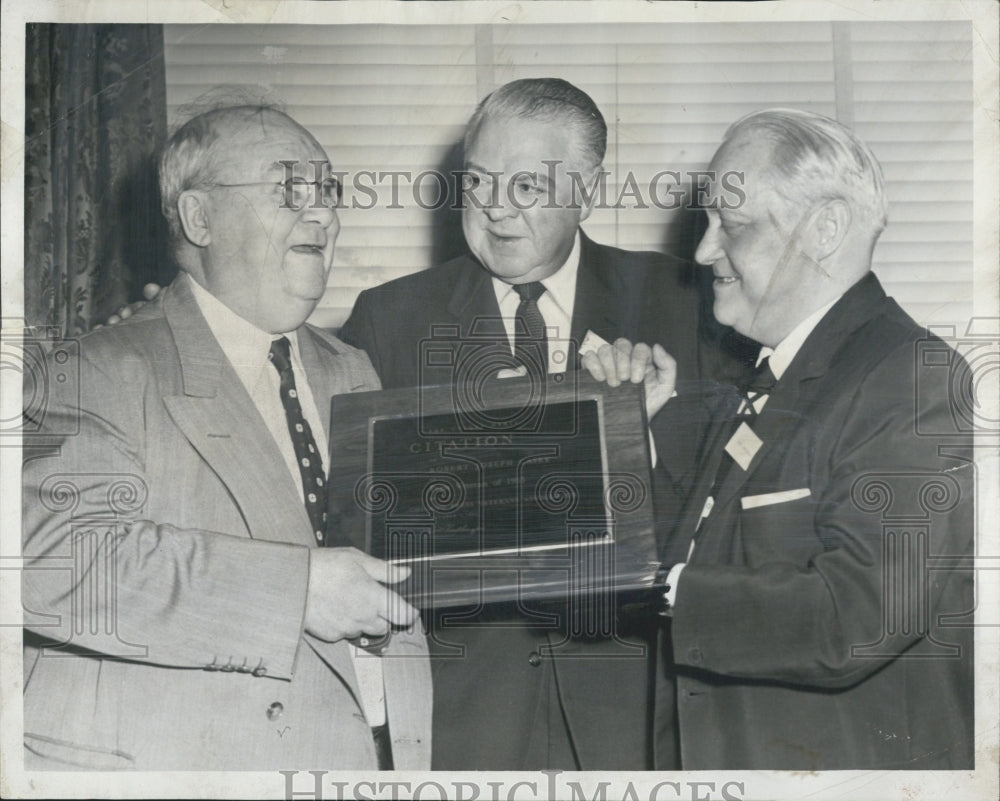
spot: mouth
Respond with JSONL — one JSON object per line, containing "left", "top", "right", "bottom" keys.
{"left": 290, "top": 244, "right": 326, "bottom": 256}
{"left": 713, "top": 273, "right": 739, "bottom": 286}
{"left": 487, "top": 230, "right": 523, "bottom": 244}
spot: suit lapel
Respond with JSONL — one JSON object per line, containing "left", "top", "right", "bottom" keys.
{"left": 570, "top": 233, "right": 622, "bottom": 352}
{"left": 710, "top": 274, "right": 890, "bottom": 511}
{"left": 446, "top": 255, "right": 506, "bottom": 336}
{"left": 445, "top": 239, "right": 625, "bottom": 359}
{"left": 298, "top": 325, "right": 378, "bottom": 443}
{"left": 161, "top": 277, "right": 315, "bottom": 548}
{"left": 672, "top": 387, "right": 743, "bottom": 545}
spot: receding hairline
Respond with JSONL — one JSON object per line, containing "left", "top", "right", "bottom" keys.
{"left": 199, "top": 106, "right": 323, "bottom": 150}
{"left": 464, "top": 107, "right": 602, "bottom": 172}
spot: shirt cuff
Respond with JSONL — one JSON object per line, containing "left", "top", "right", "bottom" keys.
{"left": 646, "top": 390, "right": 678, "bottom": 467}
{"left": 662, "top": 562, "right": 686, "bottom": 616}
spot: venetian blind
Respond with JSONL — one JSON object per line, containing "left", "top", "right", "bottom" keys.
{"left": 163, "top": 21, "right": 973, "bottom": 331}
{"left": 164, "top": 24, "right": 479, "bottom": 330}
{"left": 846, "top": 21, "right": 973, "bottom": 328}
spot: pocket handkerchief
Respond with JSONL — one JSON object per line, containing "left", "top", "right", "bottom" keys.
{"left": 740, "top": 488, "right": 811, "bottom": 510}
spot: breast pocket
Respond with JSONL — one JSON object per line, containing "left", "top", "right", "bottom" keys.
{"left": 737, "top": 489, "right": 823, "bottom": 566}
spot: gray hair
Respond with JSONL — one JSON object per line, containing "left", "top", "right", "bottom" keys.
{"left": 158, "top": 87, "right": 289, "bottom": 241}
{"left": 724, "top": 108, "right": 889, "bottom": 240}
{"left": 464, "top": 78, "right": 607, "bottom": 171}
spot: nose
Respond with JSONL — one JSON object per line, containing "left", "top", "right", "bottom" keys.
{"left": 694, "top": 216, "right": 723, "bottom": 266}
{"left": 482, "top": 193, "right": 519, "bottom": 222}
{"left": 300, "top": 200, "right": 338, "bottom": 231}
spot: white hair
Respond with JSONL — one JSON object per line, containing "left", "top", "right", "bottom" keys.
{"left": 724, "top": 108, "right": 889, "bottom": 241}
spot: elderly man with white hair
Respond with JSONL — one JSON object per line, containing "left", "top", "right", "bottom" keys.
{"left": 586, "top": 108, "right": 975, "bottom": 770}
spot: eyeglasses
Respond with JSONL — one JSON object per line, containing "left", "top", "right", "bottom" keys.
{"left": 210, "top": 176, "right": 343, "bottom": 210}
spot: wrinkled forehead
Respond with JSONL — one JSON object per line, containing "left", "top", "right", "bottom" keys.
{"left": 704, "top": 134, "right": 782, "bottom": 208}
{"left": 212, "top": 112, "right": 330, "bottom": 179}
{"left": 466, "top": 113, "right": 588, "bottom": 172}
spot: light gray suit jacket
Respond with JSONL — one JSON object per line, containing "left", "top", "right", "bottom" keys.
{"left": 22, "top": 275, "right": 432, "bottom": 770}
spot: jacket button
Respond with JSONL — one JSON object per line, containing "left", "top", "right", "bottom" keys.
{"left": 527, "top": 651, "right": 542, "bottom": 667}
{"left": 688, "top": 648, "right": 703, "bottom": 664}
{"left": 266, "top": 702, "right": 284, "bottom": 721}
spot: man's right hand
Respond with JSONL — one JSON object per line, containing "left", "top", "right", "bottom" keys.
{"left": 103, "top": 283, "right": 162, "bottom": 326}
{"left": 581, "top": 338, "right": 677, "bottom": 419}
{"left": 304, "top": 547, "right": 418, "bottom": 642}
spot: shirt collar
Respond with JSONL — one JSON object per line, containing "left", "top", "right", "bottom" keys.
{"left": 491, "top": 230, "right": 580, "bottom": 317}
{"left": 758, "top": 294, "right": 842, "bottom": 379}
{"left": 185, "top": 272, "right": 301, "bottom": 389}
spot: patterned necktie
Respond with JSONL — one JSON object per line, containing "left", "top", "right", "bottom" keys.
{"left": 513, "top": 281, "right": 548, "bottom": 376}
{"left": 268, "top": 336, "right": 328, "bottom": 545}
{"left": 699, "top": 356, "right": 780, "bottom": 526}
{"left": 738, "top": 356, "right": 777, "bottom": 419}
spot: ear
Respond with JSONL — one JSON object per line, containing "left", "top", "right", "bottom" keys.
{"left": 576, "top": 163, "right": 604, "bottom": 224}
{"left": 810, "top": 198, "right": 851, "bottom": 260}
{"left": 177, "top": 190, "right": 212, "bottom": 248}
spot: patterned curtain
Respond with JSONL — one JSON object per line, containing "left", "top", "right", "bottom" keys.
{"left": 24, "top": 24, "right": 171, "bottom": 336}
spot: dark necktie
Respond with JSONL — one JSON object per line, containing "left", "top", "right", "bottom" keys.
{"left": 738, "top": 356, "right": 777, "bottom": 420}
{"left": 268, "top": 336, "right": 328, "bottom": 545}
{"left": 513, "top": 281, "right": 548, "bottom": 376}
{"left": 698, "top": 356, "right": 779, "bottom": 530}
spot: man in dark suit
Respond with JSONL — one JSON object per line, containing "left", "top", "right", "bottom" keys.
{"left": 22, "top": 105, "right": 431, "bottom": 770}
{"left": 338, "top": 78, "right": 742, "bottom": 770}
{"left": 585, "top": 108, "right": 974, "bottom": 769}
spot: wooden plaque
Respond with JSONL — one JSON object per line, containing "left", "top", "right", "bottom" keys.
{"left": 326, "top": 373, "right": 660, "bottom": 609}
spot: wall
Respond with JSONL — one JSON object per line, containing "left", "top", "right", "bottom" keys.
{"left": 164, "top": 21, "right": 973, "bottom": 331}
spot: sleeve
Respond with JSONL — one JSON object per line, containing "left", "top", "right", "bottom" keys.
{"left": 21, "top": 343, "right": 310, "bottom": 679}
{"left": 669, "top": 341, "right": 975, "bottom": 689}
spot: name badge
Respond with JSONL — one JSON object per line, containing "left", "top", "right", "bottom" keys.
{"left": 725, "top": 422, "right": 763, "bottom": 471}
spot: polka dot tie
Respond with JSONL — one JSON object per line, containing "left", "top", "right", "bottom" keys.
{"left": 268, "top": 336, "right": 328, "bottom": 545}
{"left": 513, "top": 281, "right": 548, "bottom": 377}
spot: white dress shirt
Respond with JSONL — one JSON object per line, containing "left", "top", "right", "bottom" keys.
{"left": 491, "top": 231, "right": 580, "bottom": 374}
{"left": 663, "top": 294, "right": 843, "bottom": 612}
{"left": 187, "top": 273, "right": 386, "bottom": 726}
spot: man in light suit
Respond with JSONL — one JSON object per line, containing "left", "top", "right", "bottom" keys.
{"left": 108, "top": 80, "right": 746, "bottom": 769}
{"left": 585, "top": 108, "right": 974, "bottom": 769}
{"left": 338, "top": 78, "right": 745, "bottom": 770}
{"left": 21, "top": 104, "right": 432, "bottom": 770}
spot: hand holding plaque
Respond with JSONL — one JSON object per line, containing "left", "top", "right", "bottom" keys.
{"left": 326, "top": 371, "right": 660, "bottom": 610}
{"left": 581, "top": 338, "right": 677, "bottom": 419}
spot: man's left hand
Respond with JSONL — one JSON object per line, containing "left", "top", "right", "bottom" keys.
{"left": 582, "top": 338, "right": 677, "bottom": 418}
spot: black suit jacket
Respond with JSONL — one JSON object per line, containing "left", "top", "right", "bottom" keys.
{"left": 652, "top": 273, "right": 974, "bottom": 769}
{"left": 341, "top": 231, "right": 746, "bottom": 389}
{"left": 340, "top": 232, "right": 744, "bottom": 770}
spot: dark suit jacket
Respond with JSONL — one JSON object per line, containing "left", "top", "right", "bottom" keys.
{"left": 339, "top": 232, "right": 742, "bottom": 770}
{"left": 341, "top": 231, "right": 745, "bottom": 390}
{"left": 651, "top": 273, "right": 974, "bottom": 769}
{"left": 21, "top": 275, "right": 432, "bottom": 770}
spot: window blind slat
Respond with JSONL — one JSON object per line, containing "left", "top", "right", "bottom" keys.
{"left": 163, "top": 20, "right": 973, "bottom": 331}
